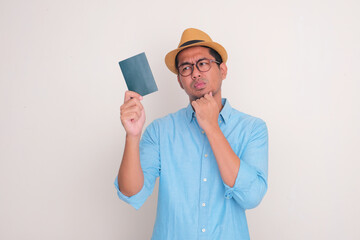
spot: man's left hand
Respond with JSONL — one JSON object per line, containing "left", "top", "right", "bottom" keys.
{"left": 191, "top": 92, "right": 220, "bottom": 132}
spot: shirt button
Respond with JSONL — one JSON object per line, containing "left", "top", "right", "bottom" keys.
{"left": 202, "top": 202, "right": 206, "bottom": 207}
{"left": 201, "top": 130, "right": 205, "bottom": 134}
{"left": 219, "top": 120, "right": 222, "bottom": 123}
{"left": 202, "top": 228, "right": 206, "bottom": 233}
{"left": 203, "top": 178, "right": 207, "bottom": 182}
{"left": 204, "top": 154, "right": 208, "bottom": 158}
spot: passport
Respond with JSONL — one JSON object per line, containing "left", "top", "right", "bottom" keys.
{"left": 119, "top": 52, "right": 158, "bottom": 96}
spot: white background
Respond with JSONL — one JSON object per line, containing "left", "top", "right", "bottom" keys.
{"left": 1, "top": 0, "right": 359, "bottom": 239}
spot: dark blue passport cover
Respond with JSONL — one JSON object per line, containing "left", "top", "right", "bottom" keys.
{"left": 119, "top": 52, "right": 158, "bottom": 96}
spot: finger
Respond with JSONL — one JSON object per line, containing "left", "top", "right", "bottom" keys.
{"left": 121, "top": 111, "right": 141, "bottom": 122}
{"left": 121, "top": 98, "right": 144, "bottom": 112}
{"left": 204, "top": 93, "right": 212, "bottom": 100}
{"left": 124, "top": 90, "right": 143, "bottom": 102}
{"left": 195, "top": 99, "right": 202, "bottom": 106}
{"left": 198, "top": 96, "right": 208, "bottom": 104}
{"left": 121, "top": 105, "right": 143, "bottom": 117}
{"left": 205, "top": 92, "right": 217, "bottom": 105}
{"left": 124, "top": 98, "right": 143, "bottom": 109}
{"left": 191, "top": 100, "right": 198, "bottom": 109}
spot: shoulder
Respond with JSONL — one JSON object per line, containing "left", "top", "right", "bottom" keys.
{"left": 229, "top": 107, "right": 267, "bottom": 134}
{"left": 230, "top": 105, "right": 265, "bottom": 123}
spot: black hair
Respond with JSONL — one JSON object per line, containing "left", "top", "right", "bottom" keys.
{"left": 207, "top": 47, "right": 223, "bottom": 64}
{"left": 175, "top": 46, "right": 223, "bottom": 72}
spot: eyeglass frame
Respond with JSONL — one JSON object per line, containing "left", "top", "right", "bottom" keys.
{"left": 177, "top": 58, "right": 221, "bottom": 77}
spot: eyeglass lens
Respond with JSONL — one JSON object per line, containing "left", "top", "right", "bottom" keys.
{"left": 178, "top": 59, "right": 214, "bottom": 77}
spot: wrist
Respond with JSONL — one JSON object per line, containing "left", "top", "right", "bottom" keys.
{"left": 203, "top": 122, "right": 221, "bottom": 135}
{"left": 126, "top": 133, "right": 141, "bottom": 142}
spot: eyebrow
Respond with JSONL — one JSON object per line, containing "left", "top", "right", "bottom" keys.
{"left": 178, "top": 57, "right": 208, "bottom": 67}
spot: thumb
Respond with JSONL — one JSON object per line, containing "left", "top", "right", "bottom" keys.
{"left": 124, "top": 90, "right": 143, "bottom": 102}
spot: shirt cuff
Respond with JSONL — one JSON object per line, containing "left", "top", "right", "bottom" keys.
{"left": 114, "top": 176, "right": 149, "bottom": 210}
{"left": 224, "top": 160, "right": 258, "bottom": 199}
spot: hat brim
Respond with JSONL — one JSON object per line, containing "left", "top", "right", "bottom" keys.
{"left": 165, "top": 42, "right": 228, "bottom": 75}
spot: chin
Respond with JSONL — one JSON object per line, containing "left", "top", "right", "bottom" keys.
{"left": 187, "top": 88, "right": 212, "bottom": 100}
{"left": 191, "top": 92, "right": 207, "bottom": 100}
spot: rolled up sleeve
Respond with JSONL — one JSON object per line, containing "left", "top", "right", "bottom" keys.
{"left": 224, "top": 118, "right": 268, "bottom": 209}
{"left": 114, "top": 176, "right": 153, "bottom": 210}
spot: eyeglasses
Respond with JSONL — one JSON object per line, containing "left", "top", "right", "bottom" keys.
{"left": 177, "top": 58, "right": 220, "bottom": 77}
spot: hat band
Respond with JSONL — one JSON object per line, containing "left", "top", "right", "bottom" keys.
{"left": 179, "top": 40, "right": 205, "bottom": 48}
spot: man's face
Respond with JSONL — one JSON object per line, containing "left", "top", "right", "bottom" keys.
{"left": 176, "top": 46, "right": 227, "bottom": 102}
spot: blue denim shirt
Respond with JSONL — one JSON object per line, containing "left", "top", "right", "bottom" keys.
{"left": 115, "top": 99, "right": 268, "bottom": 240}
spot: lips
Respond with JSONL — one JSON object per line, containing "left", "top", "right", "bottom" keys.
{"left": 194, "top": 81, "right": 206, "bottom": 90}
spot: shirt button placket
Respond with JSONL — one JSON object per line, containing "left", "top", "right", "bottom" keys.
{"left": 199, "top": 131, "right": 210, "bottom": 239}
{"left": 200, "top": 174, "right": 208, "bottom": 237}
{"left": 200, "top": 163, "right": 209, "bottom": 237}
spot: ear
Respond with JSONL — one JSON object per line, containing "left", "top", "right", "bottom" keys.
{"left": 177, "top": 75, "right": 184, "bottom": 89}
{"left": 219, "top": 63, "right": 228, "bottom": 80}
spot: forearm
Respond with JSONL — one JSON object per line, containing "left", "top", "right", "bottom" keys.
{"left": 205, "top": 125, "right": 240, "bottom": 187}
{"left": 118, "top": 134, "right": 144, "bottom": 197}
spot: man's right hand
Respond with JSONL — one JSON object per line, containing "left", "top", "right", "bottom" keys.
{"left": 120, "top": 91, "right": 145, "bottom": 137}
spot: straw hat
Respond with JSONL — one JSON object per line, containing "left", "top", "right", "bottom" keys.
{"left": 165, "top": 28, "right": 228, "bottom": 74}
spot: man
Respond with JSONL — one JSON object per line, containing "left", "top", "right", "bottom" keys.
{"left": 115, "top": 28, "right": 268, "bottom": 240}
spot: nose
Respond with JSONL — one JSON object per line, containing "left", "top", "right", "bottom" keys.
{"left": 191, "top": 66, "right": 201, "bottom": 79}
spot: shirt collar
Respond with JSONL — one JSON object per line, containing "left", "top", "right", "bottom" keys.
{"left": 185, "top": 98, "right": 232, "bottom": 124}
{"left": 219, "top": 98, "right": 231, "bottom": 124}
{"left": 185, "top": 103, "right": 195, "bottom": 123}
